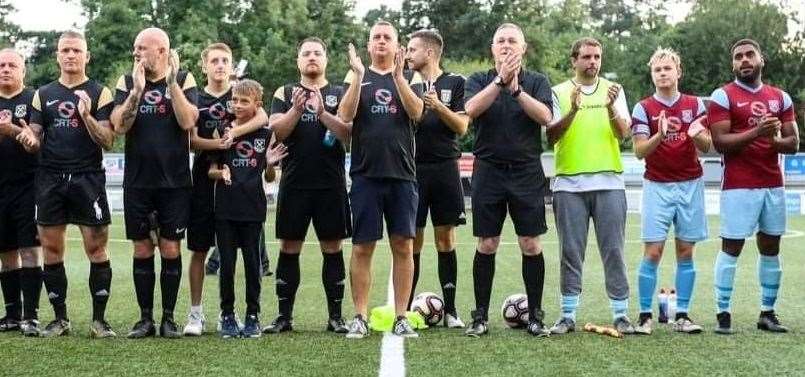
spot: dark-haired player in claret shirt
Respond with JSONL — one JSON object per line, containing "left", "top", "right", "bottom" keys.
{"left": 708, "top": 39, "right": 799, "bottom": 335}
{"left": 264, "top": 37, "right": 352, "bottom": 335}
{"left": 17, "top": 32, "right": 117, "bottom": 338}
{"left": 182, "top": 42, "right": 268, "bottom": 337}
{"left": 0, "top": 48, "right": 42, "bottom": 337}
{"left": 208, "top": 79, "right": 287, "bottom": 339}
{"left": 404, "top": 30, "right": 468, "bottom": 328}
{"left": 630, "top": 48, "right": 711, "bottom": 336}
{"left": 111, "top": 27, "right": 199, "bottom": 339}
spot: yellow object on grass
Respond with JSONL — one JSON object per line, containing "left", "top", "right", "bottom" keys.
{"left": 368, "top": 305, "right": 428, "bottom": 332}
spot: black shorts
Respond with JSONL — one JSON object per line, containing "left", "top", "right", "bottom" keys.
{"left": 350, "top": 175, "right": 417, "bottom": 244}
{"left": 275, "top": 186, "right": 352, "bottom": 241}
{"left": 124, "top": 187, "right": 191, "bottom": 241}
{"left": 0, "top": 181, "right": 39, "bottom": 251}
{"left": 187, "top": 176, "right": 215, "bottom": 252}
{"left": 415, "top": 160, "right": 466, "bottom": 228}
{"left": 471, "top": 159, "right": 547, "bottom": 237}
{"left": 35, "top": 171, "right": 111, "bottom": 226}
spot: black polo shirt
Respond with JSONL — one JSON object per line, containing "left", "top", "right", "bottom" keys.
{"left": 465, "top": 69, "right": 552, "bottom": 164}
{"left": 344, "top": 69, "right": 423, "bottom": 182}
{"left": 415, "top": 71, "right": 465, "bottom": 163}
{"left": 114, "top": 71, "right": 198, "bottom": 189}
{"left": 0, "top": 88, "right": 36, "bottom": 185}
{"left": 270, "top": 82, "right": 346, "bottom": 190}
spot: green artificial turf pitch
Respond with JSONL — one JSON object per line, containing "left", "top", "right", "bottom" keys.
{"left": 4, "top": 213, "right": 805, "bottom": 377}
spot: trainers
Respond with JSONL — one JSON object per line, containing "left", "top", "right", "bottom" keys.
{"left": 41, "top": 318, "right": 71, "bottom": 338}
{"left": 216, "top": 311, "right": 244, "bottom": 332}
{"left": 261, "top": 261, "right": 273, "bottom": 277}
{"left": 127, "top": 318, "right": 156, "bottom": 338}
{"left": 549, "top": 317, "right": 576, "bottom": 335}
{"left": 444, "top": 311, "right": 465, "bottom": 329}
{"left": 672, "top": 314, "right": 703, "bottom": 334}
{"left": 392, "top": 316, "right": 419, "bottom": 338}
{"left": 89, "top": 320, "right": 117, "bottom": 338}
{"left": 345, "top": 315, "right": 369, "bottom": 339}
{"left": 327, "top": 317, "right": 349, "bottom": 333}
{"left": 20, "top": 319, "right": 40, "bottom": 337}
{"left": 613, "top": 316, "right": 636, "bottom": 335}
{"left": 757, "top": 311, "right": 788, "bottom": 333}
{"left": 714, "top": 312, "right": 735, "bottom": 334}
{"left": 634, "top": 313, "right": 653, "bottom": 335}
{"left": 242, "top": 314, "right": 262, "bottom": 338}
{"left": 0, "top": 316, "right": 20, "bottom": 332}
{"left": 525, "top": 310, "right": 549, "bottom": 337}
{"left": 183, "top": 311, "right": 205, "bottom": 336}
{"left": 263, "top": 315, "right": 293, "bottom": 334}
{"left": 464, "top": 311, "right": 489, "bottom": 337}
{"left": 219, "top": 313, "right": 240, "bottom": 338}
{"left": 159, "top": 318, "right": 182, "bottom": 338}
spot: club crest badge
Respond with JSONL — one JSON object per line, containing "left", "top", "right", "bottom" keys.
{"left": 440, "top": 89, "right": 452, "bottom": 104}
{"left": 681, "top": 109, "right": 693, "bottom": 124}
{"left": 14, "top": 104, "right": 26, "bottom": 118}
{"left": 768, "top": 100, "right": 780, "bottom": 113}
{"left": 325, "top": 95, "right": 338, "bottom": 107}
{"left": 253, "top": 138, "right": 266, "bottom": 153}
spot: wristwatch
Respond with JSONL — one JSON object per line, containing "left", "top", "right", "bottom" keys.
{"left": 493, "top": 75, "right": 506, "bottom": 87}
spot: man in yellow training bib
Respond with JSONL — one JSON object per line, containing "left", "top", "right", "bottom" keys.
{"left": 546, "top": 37, "right": 634, "bottom": 335}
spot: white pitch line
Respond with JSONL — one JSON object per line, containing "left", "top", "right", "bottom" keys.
{"left": 378, "top": 264, "right": 405, "bottom": 377}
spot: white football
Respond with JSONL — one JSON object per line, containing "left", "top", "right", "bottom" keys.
{"left": 411, "top": 292, "right": 445, "bottom": 326}
{"left": 501, "top": 293, "right": 529, "bottom": 328}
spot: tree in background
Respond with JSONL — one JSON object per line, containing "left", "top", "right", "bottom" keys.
{"left": 7, "top": 0, "right": 803, "bottom": 151}
{"left": 0, "top": 0, "right": 19, "bottom": 45}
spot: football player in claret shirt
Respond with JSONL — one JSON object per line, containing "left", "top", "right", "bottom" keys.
{"left": 208, "top": 79, "right": 287, "bottom": 338}
{"left": 17, "top": 31, "right": 117, "bottom": 338}
{"left": 404, "top": 29, "right": 469, "bottom": 328}
{"left": 708, "top": 39, "right": 799, "bottom": 334}
{"left": 0, "top": 48, "right": 42, "bottom": 337}
{"left": 630, "top": 48, "right": 712, "bottom": 335}
{"left": 182, "top": 42, "right": 268, "bottom": 337}
{"left": 111, "top": 27, "right": 199, "bottom": 339}
{"left": 265, "top": 37, "right": 352, "bottom": 335}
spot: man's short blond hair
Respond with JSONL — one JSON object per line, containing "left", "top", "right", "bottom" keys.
{"left": 648, "top": 47, "right": 681, "bottom": 70}
{"left": 201, "top": 42, "right": 232, "bottom": 64}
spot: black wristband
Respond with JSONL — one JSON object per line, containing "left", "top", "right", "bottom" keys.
{"left": 511, "top": 88, "right": 522, "bottom": 98}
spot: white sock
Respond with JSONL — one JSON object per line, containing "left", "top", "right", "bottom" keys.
{"left": 190, "top": 305, "right": 203, "bottom": 314}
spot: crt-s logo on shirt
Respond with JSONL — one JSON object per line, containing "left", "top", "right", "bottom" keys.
{"left": 54, "top": 101, "right": 79, "bottom": 128}
{"left": 232, "top": 138, "right": 266, "bottom": 167}
{"left": 372, "top": 88, "right": 397, "bottom": 114}
{"left": 140, "top": 90, "right": 167, "bottom": 114}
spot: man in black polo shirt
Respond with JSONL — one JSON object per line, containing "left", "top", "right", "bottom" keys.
{"left": 338, "top": 20, "right": 424, "bottom": 339}
{"left": 265, "top": 37, "right": 352, "bottom": 334}
{"left": 404, "top": 30, "right": 468, "bottom": 328}
{"left": 18, "top": 32, "right": 117, "bottom": 338}
{"left": 0, "top": 48, "right": 42, "bottom": 337}
{"left": 463, "top": 23, "right": 554, "bottom": 337}
{"left": 111, "top": 27, "right": 199, "bottom": 339}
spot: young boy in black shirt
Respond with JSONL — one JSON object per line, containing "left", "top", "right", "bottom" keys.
{"left": 208, "top": 79, "right": 287, "bottom": 338}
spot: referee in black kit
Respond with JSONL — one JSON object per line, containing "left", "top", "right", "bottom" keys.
{"left": 462, "top": 23, "right": 555, "bottom": 337}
